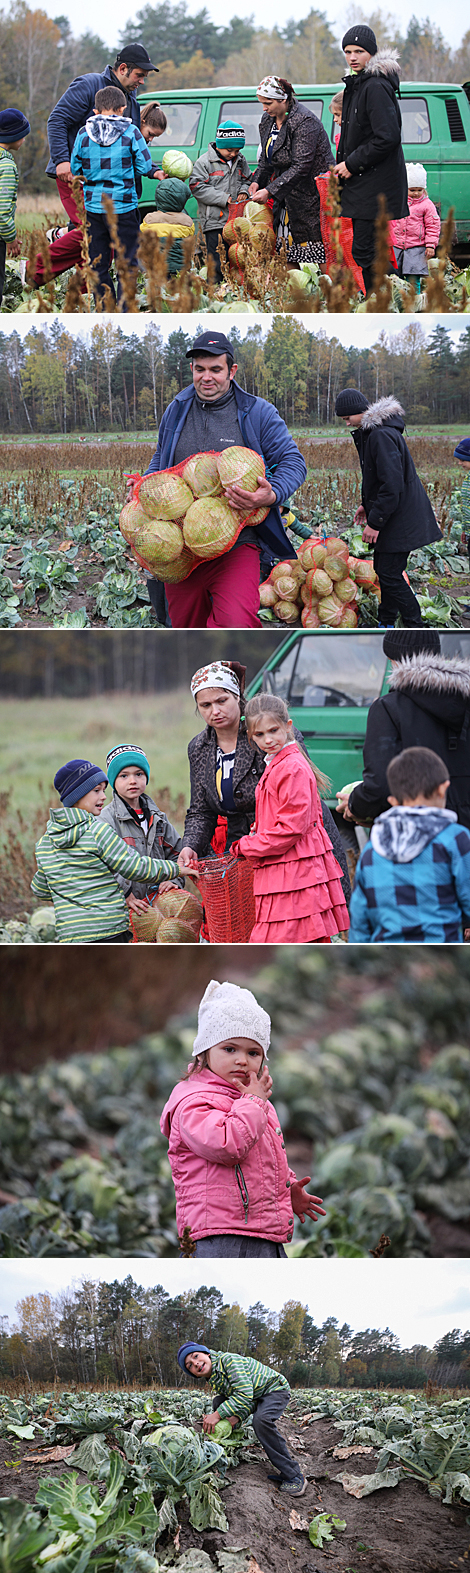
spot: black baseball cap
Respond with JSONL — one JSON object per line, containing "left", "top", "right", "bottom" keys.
{"left": 115, "top": 44, "right": 159, "bottom": 71}
{"left": 186, "top": 331, "right": 236, "bottom": 361}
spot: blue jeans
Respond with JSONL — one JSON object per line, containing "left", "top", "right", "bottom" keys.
{"left": 87, "top": 207, "right": 140, "bottom": 308}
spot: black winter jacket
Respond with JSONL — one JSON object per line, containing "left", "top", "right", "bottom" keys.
{"left": 255, "top": 99, "right": 332, "bottom": 243}
{"left": 337, "top": 51, "right": 408, "bottom": 223}
{"left": 351, "top": 397, "right": 441, "bottom": 552}
{"left": 349, "top": 652, "right": 470, "bottom": 829}
{"left": 182, "top": 721, "right": 351, "bottom": 901}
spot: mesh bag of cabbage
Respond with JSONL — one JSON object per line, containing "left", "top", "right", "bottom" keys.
{"left": 123, "top": 449, "right": 268, "bottom": 581}
{"left": 194, "top": 854, "right": 256, "bottom": 943}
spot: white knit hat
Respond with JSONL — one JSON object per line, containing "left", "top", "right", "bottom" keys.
{"left": 406, "top": 162, "right": 427, "bottom": 188}
{"left": 192, "top": 979, "right": 271, "bottom": 1058}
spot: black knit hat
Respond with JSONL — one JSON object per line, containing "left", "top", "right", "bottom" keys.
{"left": 335, "top": 388, "right": 369, "bottom": 417}
{"left": 382, "top": 631, "right": 441, "bottom": 661}
{"left": 342, "top": 25, "right": 377, "bottom": 54}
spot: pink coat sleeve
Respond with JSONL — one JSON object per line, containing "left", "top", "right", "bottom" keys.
{"left": 177, "top": 1092, "right": 269, "bottom": 1165}
{"left": 423, "top": 197, "right": 440, "bottom": 248}
{"left": 236, "top": 756, "right": 316, "bottom": 864}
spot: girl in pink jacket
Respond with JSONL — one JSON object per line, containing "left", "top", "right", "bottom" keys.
{"left": 232, "top": 695, "right": 349, "bottom": 943}
{"left": 390, "top": 163, "right": 440, "bottom": 288}
{"left": 160, "top": 978, "right": 326, "bottom": 1257}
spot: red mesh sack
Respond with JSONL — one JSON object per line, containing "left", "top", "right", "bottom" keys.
{"left": 315, "top": 173, "right": 365, "bottom": 292}
{"left": 228, "top": 198, "right": 248, "bottom": 221}
{"left": 194, "top": 854, "right": 256, "bottom": 943}
{"left": 122, "top": 451, "right": 267, "bottom": 582}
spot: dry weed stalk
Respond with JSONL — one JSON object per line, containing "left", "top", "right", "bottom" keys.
{"left": 317, "top": 173, "right": 358, "bottom": 313}
{"left": 425, "top": 208, "right": 456, "bottom": 312}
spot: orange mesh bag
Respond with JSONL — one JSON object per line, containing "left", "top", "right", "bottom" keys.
{"left": 315, "top": 173, "right": 365, "bottom": 292}
{"left": 128, "top": 905, "right": 162, "bottom": 943}
{"left": 121, "top": 450, "right": 268, "bottom": 581}
{"left": 194, "top": 854, "right": 256, "bottom": 943}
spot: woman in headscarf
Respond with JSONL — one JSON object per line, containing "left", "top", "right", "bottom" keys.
{"left": 248, "top": 75, "right": 332, "bottom": 268}
{"left": 177, "top": 658, "right": 350, "bottom": 906}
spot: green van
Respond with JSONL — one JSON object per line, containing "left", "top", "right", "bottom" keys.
{"left": 246, "top": 630, "right": 470, "bottom": 805}
{"left": 138, "top": 81, "right": 470, "bottom": 254}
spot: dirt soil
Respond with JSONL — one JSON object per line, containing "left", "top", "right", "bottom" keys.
{"left": 2, "top": 1414, "right": 468, "bottom": 1573}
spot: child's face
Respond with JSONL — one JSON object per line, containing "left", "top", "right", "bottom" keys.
{"left": 140, "top": 122, "right": 163, "bottom": 144}
{"left": 344, "top": 44, "right": 371, "bottom": 71}
{"left": 457, "top": 459, "right": 470, "bottom": 471}
{"left": 74, "top": 783, "right": 107, "bottom": 813}
{"left": 185, "top": 1352, "right": 212, "bottom": 1377}
{"left": 342, "top": 412, "right": 364, "bottom": 428}
{"left": 115, "top": 766, "right": 148, "bottom": 804}
{"left": 207, "top": 1037, "right": 264, "bottom": 1086}
{"left": 332, "top": 111, "right": 342, "bottom": 126}
{"left": 1, "top": 138, "right": 24, "bottom": 151}
{"left": 248, "top": 714, "right": 293, "bottom": 757}
{"left": 408, "top": 186, "right": 425, "bottom": 199}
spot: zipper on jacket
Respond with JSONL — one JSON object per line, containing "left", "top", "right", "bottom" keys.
{"left": 235, "top": 1163, "right": 249, "bottom": 1222}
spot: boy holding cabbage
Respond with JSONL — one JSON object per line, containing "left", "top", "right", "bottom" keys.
{"left": 177, "top": 1342, "right": 307, "bottom": 1496}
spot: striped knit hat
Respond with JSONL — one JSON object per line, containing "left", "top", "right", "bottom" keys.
{"left": 106, "top": 744, "right": 150, "bottom": 789}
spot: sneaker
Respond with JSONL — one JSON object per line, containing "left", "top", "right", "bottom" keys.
{"left": 279, "top": 1474, "right": 307, "bottom": 1496}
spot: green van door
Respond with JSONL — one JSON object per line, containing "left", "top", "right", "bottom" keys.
{"left": 138, "top": 82, "right": 470, "bottom": 250}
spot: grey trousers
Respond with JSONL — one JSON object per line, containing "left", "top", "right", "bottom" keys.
{"left": 195, "top": 1235, "right": 287, "bottom": 1258}
{"left": 213, "top": 1388, "right": 300, "bottom": 1481}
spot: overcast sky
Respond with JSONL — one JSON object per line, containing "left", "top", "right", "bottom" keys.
{"left": 39, "top": 0, "right": 467, "bottom": 57}
{"left": 1, "top": 314, "right": 468, "bottom": 352}
{"left": 2, "top": 1261, "right": 470, "bottom": 1347}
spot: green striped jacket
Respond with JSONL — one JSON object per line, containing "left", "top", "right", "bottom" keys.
{"left": 208, "top": 1349, "right": 289, "bottom": 1421}
{"left": 31, "top": 805, "right": 179, "bottom": 943}
{"left": 0, "top": 148, "right": 18, "bottom": 241}
{"left": 461, "top": 472, "right": 470, "bottom": 534}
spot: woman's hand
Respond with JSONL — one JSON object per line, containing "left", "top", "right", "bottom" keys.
{"left": 178, "top": 847, "right": 199, "bottom": 871}
{"left": 334, "top": 161, "right": 351, "bottom": 179}
{"left": 248, "top": 181, "right": 259, "bottom": 197}
{"left": 224, "top": 476, "right": 276, "bottom": 515}
{"left": 250, "top": 187, "right": 269, "bottom": 203}
{"left": 203, "top": 1411, "right": 220, "bottom": 1432}
{"left": 291, "top": 1177, "right": 327, "bottom": 1223}
{"left": 126, "top": 893, "right": 151, "bottom": 913}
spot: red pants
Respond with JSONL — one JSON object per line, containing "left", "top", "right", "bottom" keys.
{"left": 165, "top": 545, "right": 262, "bottom": 627}
{"left": 33, "top": 177, "right": 84, "bottom": 284}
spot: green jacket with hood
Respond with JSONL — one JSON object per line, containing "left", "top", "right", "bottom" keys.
{"left": 99, "top": 790, "right": 184, "bottom": 898}
{"left": 31, "top": 806, "right": 179, "bottom": 942}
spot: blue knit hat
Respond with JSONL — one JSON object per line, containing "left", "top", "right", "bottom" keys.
{"left": 454, "top": 437, "right": 470, "bottom": 461}
{"left": 106, "top": 744, "right": 150, "bottom": 789}
{"left": 0, "top": 109, "right": 30, "bottom": 144}
{"left": 177, "top": 1342, "right": 211, "bottom": 1372}
{"left": 54, "top": 759, "right": 107, "bottom": 806}
{"left": 215, "top": 119, "right": 245, "bottom": 150}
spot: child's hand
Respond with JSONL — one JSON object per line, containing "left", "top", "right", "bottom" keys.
{"left": 203, "top": 1410, "right": 221, "bottom": 1432}
{"left": 291, "top": 1176, "right": 327, "bottom": 1223}
{"left": 235, "top": 1064, "right": 272, "bottom": 1101}
{"left": 126, "top": 893, "right": 150, "bottom": 913}
{"left": 425, "top": 246, "right": 435, "bottom": 259}
{"left": 158, "top": 880, "right": 180, "bottom": 894}
{"left": 178, "top": 847, "right": 198, "bottom": 870}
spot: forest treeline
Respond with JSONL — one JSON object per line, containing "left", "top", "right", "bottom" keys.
{"left": 2, "top": 0, "right": 470, "bottom": 191}
{"left": 1, "top": 320, "right": 469, "bottom": 435}
{"left": 1, "top": 1280, "right": 469, "bottom": 1391}
{"left": 0, "top": 630, "right": 284, "bottom": 698}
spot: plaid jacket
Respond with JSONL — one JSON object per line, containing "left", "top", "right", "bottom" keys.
{"left": 349, "top": 820, "right": 470, "bottom": 943}
{"left": 71, "top": 118, "right": 152, "bottom": 214}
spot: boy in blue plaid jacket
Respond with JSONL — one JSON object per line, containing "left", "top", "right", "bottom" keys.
{"left": 71, "top": 84, "right": 159, "bottom": 305}
{"left": 349, "top": 746, "right": 470, "bottom": 943}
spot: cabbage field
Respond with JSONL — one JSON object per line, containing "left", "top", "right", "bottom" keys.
{"left": 1, "top": 948, "right": 470, "bottom": 1257}
{"left": 1, "top": 437, "right": 469, "bottom": 627}
{"left": 0, "top": 1385, "right": 469, "bottom": 1572}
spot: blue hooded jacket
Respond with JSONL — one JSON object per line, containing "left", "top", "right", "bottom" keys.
{"left": 144, "top": 381, "right": 306, "bottom": 563}
{"left": 46, "top": 66, "right": 141, "bottom": 178}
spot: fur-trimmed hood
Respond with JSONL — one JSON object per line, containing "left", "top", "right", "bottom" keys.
{"left": 360, "top": 396, "right": 405, "bottom": 430}
{"left": 389, "top": 652, "right": 470, "bottom": 701}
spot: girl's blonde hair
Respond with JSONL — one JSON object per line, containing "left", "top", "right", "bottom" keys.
{"left": 329, "top": 90, "right": 344, "bottom": 114}
{"left": 244, "top": 693, "right": 331, "bottom": 796}
{"left": 185, "top": 1047, "right": 265, "bottom": 1079}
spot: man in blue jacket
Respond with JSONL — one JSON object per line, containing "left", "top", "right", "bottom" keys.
{"left": 141, "top": 330, "right": 307, "bottom": 627}
{"left": 34, "top": 42, "right": 157, "bottom": 285}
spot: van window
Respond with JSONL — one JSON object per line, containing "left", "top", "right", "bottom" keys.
{"left": 221, "top": 98, "right": 324, "bottom": 146}
{"left": 401, "top": 98, "right": 431, "bottom": 143}
{"left": 153, "top": 102, "right": 202, "bottom": 146}
{"left": 297, "top": 100, "right": 324, "bottom": 121}
{"left": 265, "top": 634, "right": 387, "bottom": 707}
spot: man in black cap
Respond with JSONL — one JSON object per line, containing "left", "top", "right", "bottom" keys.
{"left": 335, "top": 387, "right": 441, "bottom": 626}
{"left": 38, "top": 43, "right": 158, "bottom": 281}
{"left": 139, "top": 330, "right": 307, "bottom": 627}
{"left": 339, "top": 630, "right": 470, "bottom": 831}
{"left": 334, "top": 25, "right": 408, "bottom": 293}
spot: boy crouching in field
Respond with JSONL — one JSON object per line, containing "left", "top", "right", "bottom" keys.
{"left": 178, "top": 1342, "right": 307, "bottom": 1496}
{"left": 31, "top": 757, "right": 182, "bottom": 943}
{"left": 349, "top": 746, "right": 470, "bottom": 943}
{"left": 70, "top": 86, "right": 159, "bottom": 306}
{"left": 0, "top": 108, "right": 30, "bottom": 307}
